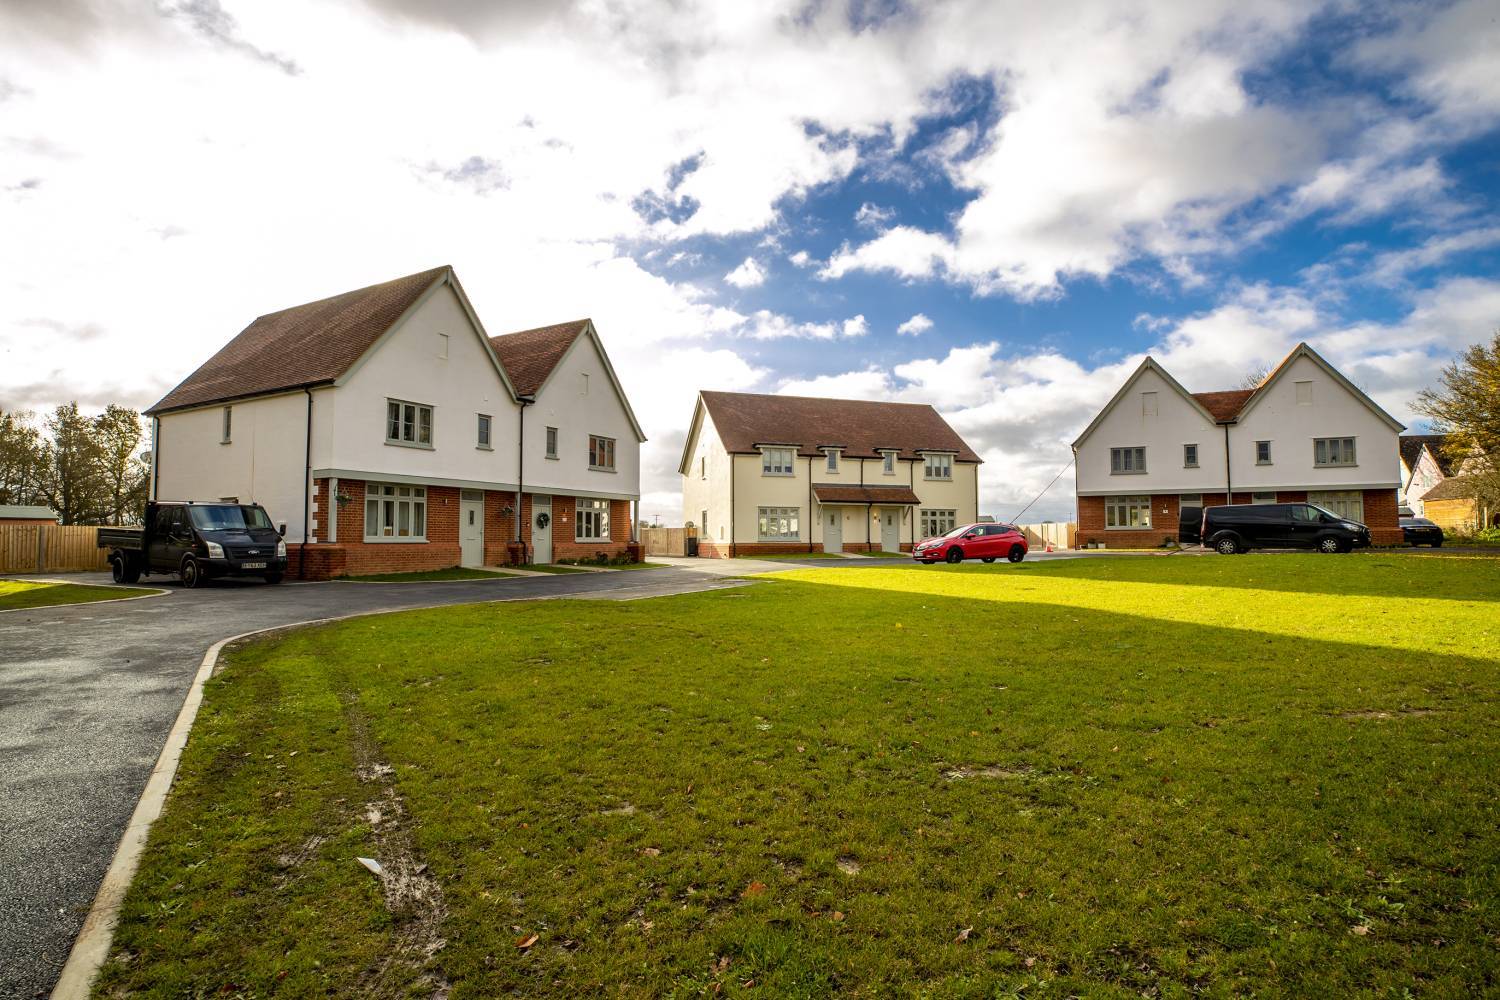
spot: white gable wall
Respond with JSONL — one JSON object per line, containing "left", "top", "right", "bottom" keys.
{"left": 328, "top": 282, "right": 520, "bottom": 488}
{"left": 522, "top": 331, "right": 641, "bottom": 499}
{"left": 1075, "top": 366, "right": 1224, "bottom": 496}
{"left": 1228, "top": 355, "right": 1400, "bottom": 490}
{"left": 680, "top": 404, "right": 733, "bottom": 538}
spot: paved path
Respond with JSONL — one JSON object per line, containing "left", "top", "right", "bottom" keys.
{"left": 0, "top": 567, "right": 742, "bottom": 999}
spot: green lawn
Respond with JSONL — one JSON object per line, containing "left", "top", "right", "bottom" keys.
{"left": 734, "top": 551, "right": 847, "bottom": 561}
{"left": 100, "top": 555, "right": 1500, "bottom": 997}
{"left": 340, "top": 567, "right": 518, "bottom": 583}
{"left": 0, "top": 579, "right": 150, "bottom": 610}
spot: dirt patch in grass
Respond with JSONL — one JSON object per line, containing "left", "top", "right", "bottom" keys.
{"left": 943, "top": 764, "right": 1034, "bottom": 780}
{"left": 1337, "top": 708, "right": 1438, "bottom": 720}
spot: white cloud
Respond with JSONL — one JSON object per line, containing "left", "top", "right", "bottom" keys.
{"left": 787, "top": 250, "right": 813, "bottom": 268}
{"left": 854, "top": 201, "right": 895, "bottom": 228}
{"left": 723, "top": 256, "right": 766, "bottom": 288}
{"left": 897, "top": 313, "right": 933, "bottom": 335}
{"left": 744, "top": 310, "right": 868, "bottom": 341}
{"left": 842, "top": 315, "right": 869, "bottom": 337}
{"left": 821, "top": 226, "right": 955, "bottom": 282}
{"left": 1362, "top": 226, "right": 1500, "bottom": 287}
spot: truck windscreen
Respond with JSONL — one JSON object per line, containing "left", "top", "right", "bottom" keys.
{"left": 187, "top": 505, "right": 274, "bottom": 531}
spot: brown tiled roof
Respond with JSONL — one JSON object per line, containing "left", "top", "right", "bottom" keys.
{"left": 1191, "top": 389, "right": 1255, "bottom": 422}
{"left": 147, "top": 266, "right": 451, "bottom": 414}
{"left": 1400, "top": 434, "right": 1454, "bottom": 475}
{"left": 813, "top": 485, "right": 922, "bottom": 504}
{"left": 488, "top": 320, "right": 589, "bottom": 397}
{"left": 1418, "top": 475, "right": 1479, "bottom": 501}
{"left": 700, "top": 391, "right": 982, "bottom": 463}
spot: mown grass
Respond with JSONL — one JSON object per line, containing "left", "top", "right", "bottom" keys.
{"left": 99, "top": 555, "right": 1500, "bottom": 997}
{"left": 0, "top": 579, "right": 150, "bottom": 610}
{"left": 519, "top": 564, "right": 591, "bottom": 574}
{"left": 340, "top": 567, "right": 517, "bottom": 583}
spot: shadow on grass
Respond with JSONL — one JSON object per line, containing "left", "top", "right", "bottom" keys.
{"left": 100, "top": 565, "right": 1500, "bottom": 998}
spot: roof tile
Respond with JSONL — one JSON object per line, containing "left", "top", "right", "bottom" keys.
{"left": 487, "top": 320, "right": 589, "bottom": 397}
{"left": 700, "top": 391, "right": 982, "bottom": 463}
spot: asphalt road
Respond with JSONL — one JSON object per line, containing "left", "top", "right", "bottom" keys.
{"left": 0, "top": 567, "right": 743, "bottom": 999}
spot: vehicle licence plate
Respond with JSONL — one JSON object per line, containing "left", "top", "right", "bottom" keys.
{"left": 241, "top": 561, "right": 266, "bottom": 569}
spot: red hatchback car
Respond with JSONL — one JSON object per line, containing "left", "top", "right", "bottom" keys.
{"left": 913, "top": 522, "right": 1028, "bottom": 564}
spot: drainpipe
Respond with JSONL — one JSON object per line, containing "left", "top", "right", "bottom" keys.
{"left": 517, "top": 395, "right": 534, "bottom": 563}
{"left": 807, "top": 457, "right": 813, "bottom": 553}
{"left": 1223, "top": 423, "right": 1232, "bottom": 503}
{"left": 149, "top": 416, "right": 160, "bottom": 501}
{"left": 300, "top": 388, "right": 312, "bottom": 579}
{"left": 728, "top": 455, "right": 736, "bottom": 556}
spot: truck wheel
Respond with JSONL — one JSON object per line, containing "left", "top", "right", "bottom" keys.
{"left": 110, "top": 555, "right": 127, "bottom": 584}
{"left": 945, "top": 548, "right": 963, "bottom": 564}
{"left": 264, "top": 572, "right": 283, "bottom": 585}
{"left": 180, "top": 557, "right": 204, "bottom": 588}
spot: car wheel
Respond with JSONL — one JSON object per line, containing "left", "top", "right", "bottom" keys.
{"left": 264, "top": 572, "right": 283, "bottom": 585}
{"left": 1008, "top": 545, "right": 1025, "bottom": 563}
{"left": 1214, "top": 536, "right": 1239, "bottom": 555}
{"left": 982, "top": 557, "right": 996, "bottom": 563}
{"left": 1317, "top": 536, "right": 1341, "bottom": 554}
{"left": 180, "top": 557, "right": 203, "bottom": 588}
{"left": 945, "top": 548, "right": 963, "bottom": 564}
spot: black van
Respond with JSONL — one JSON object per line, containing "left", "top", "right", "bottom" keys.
{"left": 98, "top": 501, "right": 288, "bottom": 586}
{"left": 1201, "top": 502, "right": 1371, "bottom": 554}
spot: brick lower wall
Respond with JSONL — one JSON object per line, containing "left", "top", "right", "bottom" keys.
{"left": 540, "top": 495, "right": 635, "bottom": 564}
{"left": 1076, "top": 487, "right": 1404, "bottom": 548}
{"left": 1363, "top": 488, "right": 1401, "bottom": 546}
{"left": 294, "top": 478, "right": 460, "bottom": 579}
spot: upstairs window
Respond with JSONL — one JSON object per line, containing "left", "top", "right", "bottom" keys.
{"left": 762, "top": 448, "right": 795, "bottom": 476}
{"left": 545, "top": 426, "right": 558, "bottom": 459}
{"left": 1315, "top": 437, "right": 1356, "bottom": 467}
{"left": 923, "top": 453, "right": 953, "bottom": 480}
{"left": 221, "top": 406, "right": 232, "bottom": 444}
{"left": 589, "top": 434, "right": 616, "bottom": 471}
{"left": 386, "top": 400, "right": 433, "bottom": 447}
{"left": 882, "top": 451, "right": 896, "bottom": 474}
{"left": 476, "top": 414, "right": 491, "bottom": 449}
{"left": 825, "top": 450, "right": 840, "bottom": 473}
{"left": 1110, "top": 447, "right": 1146, "bottom": 475}
{"left": 1256, "top": 440, "right": 1272, "bottom": 465}
{"left": 1183, "top": 443, "right": 1198, "bottom": 468}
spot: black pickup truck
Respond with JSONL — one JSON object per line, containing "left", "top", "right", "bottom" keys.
{"left": 98, "top": 501, "right": 288, "bottom": 587}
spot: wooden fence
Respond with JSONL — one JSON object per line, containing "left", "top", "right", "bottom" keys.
{"left": 0, "top": 525, "right": 111, "bottom": 574}
{"left": 1016, "top": 521, "right": 1077, "bottom": 550}
{"left": 641, "top": 526, "right": 697, "bottom": 556}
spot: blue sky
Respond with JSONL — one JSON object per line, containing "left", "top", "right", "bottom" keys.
{"left": 2, "top": 0, "right": 1498, "bottom": 521}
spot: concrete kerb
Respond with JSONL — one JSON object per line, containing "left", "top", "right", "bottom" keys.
{"left": 47, "top": 574, "right": 754, "bottom": 998}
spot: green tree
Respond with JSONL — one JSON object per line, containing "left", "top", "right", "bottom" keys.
{"left": 93, "top": 404, "right": 149, "bottom": 524}
{"left": 0, "top": 409, "right": 48, "bottom": 506}
{"left": 39, "top": 402, "right": 106, "bottom": 525}
{"left": 1414, "top": 331, "right": 1500, "bottom": 526}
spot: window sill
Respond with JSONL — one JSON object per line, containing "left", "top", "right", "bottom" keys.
{"left": 1109, "top": 470, "right": 1147, "bottom": 476}
{"left": 589, "top": 466, "right": 618, "bottom": 473}
{"left": 1315, "top": 464, "right": 1358, "bottom": 469}
{"left": 545, "top": 454, "right": 558, "bottom": 460}
{"left": 762, "top": 472, "right": 795, "bottom": 477}
{"left": 361, "top": 536, "right": 430, "bottom": 544}
{"left": 1256, "top": 461, "right": 1273, "bottom": 466}
{"left": 1105, "top": 525, "right": 1152, "bottom": 531}
{"left": 573, "top": 537, "right": 612, "bottom": 544}
{"left": 385, "top": 440, "right": 435, "bottom": 451}
{"left": 923, "top": 476, "right": 953, "bottom": 481}
{"left": 220, "top": 440, "right": 231, "bottom": 446}
{"left": 1183, "top": 464, "right": 1198, "bottom": 469}
{"left": 476, "top": 445, "right": 493, "bottom": 451}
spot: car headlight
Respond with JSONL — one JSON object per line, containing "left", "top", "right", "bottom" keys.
{"left": 276, "top": 539, "right": 287, "bottom": 557}
{"left": 205, "top": 541, "right": 225, "bottom": 558}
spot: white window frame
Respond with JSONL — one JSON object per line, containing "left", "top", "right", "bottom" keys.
{"left": 1110, "top": 447, "right": 1146, "bottom": 475}
{"left": 923, "top": 453, "right": 953, "bottom": 480}
{"left": 761, "top": 447, "right": 796, "bottom": 476}
{"left": 1183, "top": 443, "right": 1197, "bottom": 468}
{"left": 1309, "top": 490, "right": 1364, "bottom": 522}
{"left": 221, "top": 405, "right": 232, "bottom": 444}
{"left": 575, "top": 498, "right": 610, "bottom": 541}
{"left": 1105, "top": 495, "right": 1152, "bottom": 529}
{"left": 589, "top": 434, "right": 616, "bottom": 471}
{"left": 1251, "top": 492, "right": 1277, "bottom": 504}
{"left": 881, "top": 450, "right": 896, "bottom": 475}
{"left": 920, "top": 508, "right": 956, "bottom": 537}
{"left": 1256, "top": 440, "right": 1272, "bottom": 465}
{"left": 824, "top": 449, "right": 840, "bottom": 473}
{"left": 545, "top": 426, "right": 558, "bottom": 460}
{"left": 757, "top": 506, "right": 800, "bottom": 541}
{"left": 1314, "top": 437, "right": 1357, "bottom": 467}
{"left": 364, "top": 483, "right": 428, "bottom": 541}
{"left": 476, "top": 413, "right": 492, "bottom": 450}
{"left": 386, "top": 399, "right": 434, "bottom": 448}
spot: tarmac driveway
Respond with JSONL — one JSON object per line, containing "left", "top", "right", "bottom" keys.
{"left": 0, "top": 567, "right": 741, "bottom": 999}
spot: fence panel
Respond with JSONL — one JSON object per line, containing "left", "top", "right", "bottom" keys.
{"left": 0, "top": 525, "right": 110, "bottom": 574}
{"left": 1017, "top": 521, "right": 1076, "bottom": 550}
{"left": 641, "top": 526, "right": 689, "bottom": 556}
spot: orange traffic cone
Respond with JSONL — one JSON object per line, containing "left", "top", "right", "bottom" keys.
{"left": 1045, "top": 542, "right": 1054, "bottom": 553}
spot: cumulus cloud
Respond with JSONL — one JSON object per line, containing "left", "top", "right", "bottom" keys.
{"left": 854, "top": 202, "right": 895, "bottom": 228}
{"left": 897, "top": 313, "right": 933, "bottom": 335}
{"left": 787, "top": 250, "right": 813, "bottom": 268}
{"left": 723, "top": 256, "right": 766, "bottom": 288}
{"left": 744, "top": 310, "right": 869, "bottom": 341}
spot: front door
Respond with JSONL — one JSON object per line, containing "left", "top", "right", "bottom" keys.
{"left": 532, "top": 495, "right": 552, "bottom": 563}
{"left": 823, "top": 506, "right": 842, "bottom": 553}
{"left": 880, "top": 508, "right": 900, "bottom": 553}
{"left": 460, "top": 491, "right": 484, "bottom": 567}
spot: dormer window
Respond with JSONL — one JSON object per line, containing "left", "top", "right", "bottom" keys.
{"left": 761, "top": 447, "right": 795, "bottom": 476}
{"left": 881, "top": 450, "right": 896, "bottom": 474}
{"left": 824, "top": 449, "right": 840, "bottom": 473}
{"left": 923, "top": 453, "right": 953, "bottom": 480}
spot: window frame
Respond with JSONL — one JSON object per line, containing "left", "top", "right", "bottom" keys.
{"left": 1104, "top": 495, "right": 1152, "bottom": 530}
{"left": 757, "top": 506, "right": 801, "bottom": 542}
{"left": 1109, "top": 447, "right": 1147, "bottom": 475}
{"left": 824, "top": 449, "right": 840, "bottom": 473}
{"left": 363, "top": 482, "right": 428, "bottom": 542}
{"left": 1251, "top": 492, "right": 1277, "bottom": 504}
{"left": 920, "top": 508, "right": 957, "bottom": 538}
{"left": 922, "top": 453, "right": 954, "bottom": 480}
{"left": 1314, "top": 436, "right": 1357, "bottom": 467}
{"left": 545, "top": 426, "right": 559, "bottom": 460}
{"left": 220, "top": 405, "right": 232, "bottom": 444}
{"left": 588, "top": 434, "right": 617, "bottom": 472}
{"left": 881, "top": 450, "right": 896, "bottom": 475}
{"left": 761, "top": 447, "right": 796, "bottom": 477}
{"left": 575, "top": 498, "right": 610, "bottom": 542}
{"left": 476, "top": 413, "right": 492, "bottom": 450}
{"left": 1183, "top": 443, "right": 1198, "bottom": 468}
{"left": 385, "top": 398, "right": 434, "bottom": 449}
{"left": 1309, "top": 489, "right": 1364, "bottom": 522}
{"left": 1255, "top": 440, "right": 1272, "bottom": 465}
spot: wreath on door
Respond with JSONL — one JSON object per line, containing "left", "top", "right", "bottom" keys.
{"left": 535, "top": 511, "right": 551, "bottom": 529}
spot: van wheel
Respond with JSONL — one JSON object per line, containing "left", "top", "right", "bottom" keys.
{"left": 1008, "top": 545, "right": 1025, "bottom": 563}
{"left": 180, "top": 557, "right": 203, "bottom": 588}
{"left": 1215, "top": 536, "right": 1240, "bottom": 555}
{"left": 945, "top": 548, "right": 963, "bottom": 564}
{"left": 1317, "top": 536, "right": 1342, "bottom": 554}
{"left": 264, "top": 572, "right": 283, "bottom": 585}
